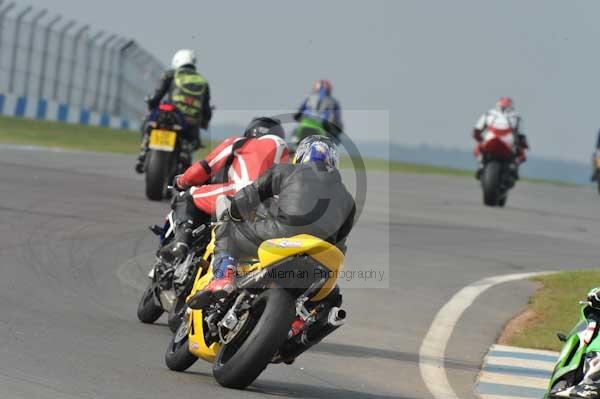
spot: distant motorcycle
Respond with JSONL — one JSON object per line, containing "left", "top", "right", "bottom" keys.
{"left": 545, "top": 293, "right": 600, "bottom": 398}
{"left": 477, "top": 127, "right": 525, "bottom": 207}
{"left": 142, "top": 103, "right": 193, "bottom": 201}
{"left": 136, "top": 209, "right": 212, "bottom": 332}
{"left": 591, "top": 151, "right": 600, "bottom": 195}
{"left": 289, "top": 117, "right": 327, "bottom": 154}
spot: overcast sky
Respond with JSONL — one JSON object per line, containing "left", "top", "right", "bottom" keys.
{"left": 16, "top": 0, "right": 600, "bottom": 162}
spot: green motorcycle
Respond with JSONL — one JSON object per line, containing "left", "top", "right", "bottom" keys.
{"left": 290, "top": 118, "right": 327, "bottom": 154}
{"left": 545, "top": 289, "right": 600, "bottom": 398}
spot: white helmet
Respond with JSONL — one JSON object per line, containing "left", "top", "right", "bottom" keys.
{"left": 171, "top": 49, "right": 196, "bottom": 69}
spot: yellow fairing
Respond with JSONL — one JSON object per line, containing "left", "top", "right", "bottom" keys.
{"left": 186, "top": 233, "right": 344, "bottom": 361}
{"left": 187, "top": 231, "right": 219, "bottom": 361}
{"left": 186, "top": 231, "right": 262, "bottom": 361}
{"left": 595, "top": 156, "right": 600, "bottom": 168}
{"left": 257, "top": 234, "right": 344, "bottom": 302}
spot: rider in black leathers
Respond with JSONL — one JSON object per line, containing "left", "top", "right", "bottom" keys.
{"left": 187, "top": 136, "right": 356, "bottom": 308}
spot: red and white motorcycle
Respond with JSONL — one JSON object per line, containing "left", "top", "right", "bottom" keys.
{"left": 475, "top": 126, "right": 526, "bottom": 207}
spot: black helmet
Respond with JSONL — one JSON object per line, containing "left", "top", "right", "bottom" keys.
{"left": 243, "top": 117, "right": 285, "bottom": 139}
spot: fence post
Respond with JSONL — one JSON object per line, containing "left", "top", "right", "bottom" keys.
{"left": 23, "top": 9, "right": 47, "bottom": 96}
{"left": 0, "top": 2, "right": 16, "bottom": 66}
{"left": 113, "top": 40, "right": 134, "bottom": 116}
{"left": 36, "top": 14, "right": 61, "bottom": 99}
{"left": 65, "top": 24, "right": 88, "bottom": 105}
{"left": 51, "top": 19, "right": 74, "bottom": 101}
{"left": 91, "top": 33, "right": 115, "bottom": 111}
{"left": 7, "top": 5, "right": 32, "bottom": 93}
{"left": 101, "top": 37, "right": 124, "bottom": 114}
{"left": 79, "top": 30, "right": 103, "bottom": 108}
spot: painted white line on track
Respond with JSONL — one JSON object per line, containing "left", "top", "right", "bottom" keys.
{"left": 418, "top": 272, "right": 554, "bottom": 399}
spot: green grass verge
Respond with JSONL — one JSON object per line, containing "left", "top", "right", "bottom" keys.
{"left": 0, "top": 115, "right": 576, "bottom": 182}
{"left": 505, "top": 270, "right": 600, "bottom": 351}
{"left": 0, "top": 115, "right": 140, "bottom": 154}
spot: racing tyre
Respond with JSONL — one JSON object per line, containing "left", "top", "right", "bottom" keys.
{"left": 137, "top": 282, "right": 163, "bottom": 323}
{"left": 145, "top": 150, "right": 169, "bottom": 201}
{"left": 498, "top": 195, "right": 507, "bottom": 208}
{"left": 212, "top": 289, "right": 296, "bottom": 389}
{"left": 165, "top": 319, "right": 198, "bottom": 371}
{"left": 168, "top": 296, "right": 187, "bottom": 333}
{"left": 482, "top": 161, "right": 502, "bottom": 207}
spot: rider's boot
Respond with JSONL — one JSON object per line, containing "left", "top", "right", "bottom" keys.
{"left": 187, "top": 254, "right": 237, "bottom": 309}
{"left": 508, "top": 162, "right": 519, "bottom": 180}
{"left": 158, "top": 221, "right": 194, "bottom": 263}
{"left": 475, "top": 162, "right": 483, "bottom": 180}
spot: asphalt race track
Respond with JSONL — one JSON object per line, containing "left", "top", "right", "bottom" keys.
{"left": 1, "top": 145, "right": 599, "bottom": 398}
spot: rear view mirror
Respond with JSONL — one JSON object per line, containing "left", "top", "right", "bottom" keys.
{"left": 557, "top": 332, "right": 567, "bottom": 342}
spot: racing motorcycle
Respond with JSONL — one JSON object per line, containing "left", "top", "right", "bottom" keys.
{"left": 545, "top": 292, "right": 600, "bottom": 398}
{"left": 591, "top": 151, "right": 600, "bottom": 195}
{"left": 290, "top": 117, "right": 330, "bottom": 155}
{"left": 136, "top": 209, "right": 212, "bottom": 332}
{"left": 142, "top": 103, "right": 193, "bottom": 201}
{"left": 164, "top": 233, "right": 347, "bottom": 389}
{"left": 477, "top": 128, "right": 525, "bottom": 207}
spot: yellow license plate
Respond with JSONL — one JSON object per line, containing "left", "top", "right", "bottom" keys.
{"left": 148, "top": 129, "right": 177, "bottom": 151}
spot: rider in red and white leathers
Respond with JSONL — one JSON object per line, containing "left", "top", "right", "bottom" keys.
{"left": 159, "top": 117, "right": 289, "bottom": 262}
{"left": 472, "top": 97, "right": 529, "bottom": 179}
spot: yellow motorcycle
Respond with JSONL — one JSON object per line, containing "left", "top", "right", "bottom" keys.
{"left": 164, "top": 232, "right": 346, "bottom": 389}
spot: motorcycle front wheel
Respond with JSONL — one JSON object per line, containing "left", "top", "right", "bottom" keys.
{"left": 482, "top": 161, "right": 502, "bottom": 207}
{"left": 165, "top": 319, "right": 198, "bottom": 372}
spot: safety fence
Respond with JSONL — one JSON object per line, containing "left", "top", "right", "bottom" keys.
{"left": 0, "top": 1, "right": 163, "bottom": 129}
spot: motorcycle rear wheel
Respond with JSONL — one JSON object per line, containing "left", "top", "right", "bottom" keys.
{"left": 145, "top": 150, "right": 170, "bottom": 201}
{"left": 212, "top": 289, "right": 295, "bottom": 389}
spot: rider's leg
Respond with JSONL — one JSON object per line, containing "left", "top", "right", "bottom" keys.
{"left": 159, "top": 190, "right": 209, "bottom": 263}
{"left": 135, "top": 119, "right": 151, "bottom": 173}
{"left": 190, "top": 183, "right": 237, "bottom": 215}
{"left": 187, "top": 218, "right": 285, "bottom": 309}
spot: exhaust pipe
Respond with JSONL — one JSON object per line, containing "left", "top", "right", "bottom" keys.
{"left": 277, "top": 307, "right": 347, "bottom": 362}
{"left": 327, "top": 307, "right": 346, "bottom": 327}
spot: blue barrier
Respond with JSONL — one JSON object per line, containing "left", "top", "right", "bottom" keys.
{"left": 15, "top": 96, "right": 27, "bottom": 117}
{"left": 100, "top": 113, "right": 110, "bottom": 127}
{"left": 79, "top": 109, "right": 90, "bottom": 125}
{"left": 57, "top": 104, "right": 69, "bottom": 122}
{"left": 36, "top": 99, "right": 48, "bottom": 119}
{"left": 0, "top": 93, "right": 136, "bottom": 130}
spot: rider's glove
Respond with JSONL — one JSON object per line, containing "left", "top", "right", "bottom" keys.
{"left": 588, "top": 288, "right": 600, "bottom": 309}
{"left": 173, "top": 174, "right": 187, "bottom": 191}
{"left": 215, "top": 195, "right": 242, "bottom": 222}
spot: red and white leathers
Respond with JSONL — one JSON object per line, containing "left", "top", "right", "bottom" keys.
{"left": 473, "top": 108, "right": 527, "bottom": 163}
{"left": 176, "top": 135, "right": 288, "bottom": 215}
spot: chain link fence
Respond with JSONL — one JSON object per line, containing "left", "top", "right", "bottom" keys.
{"left": 0, "top": 1, "right": 163, "bottom": 127}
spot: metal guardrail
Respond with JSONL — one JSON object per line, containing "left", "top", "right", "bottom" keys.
{"left": 0, "top": 0, "right": 163, "bottom": 125}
